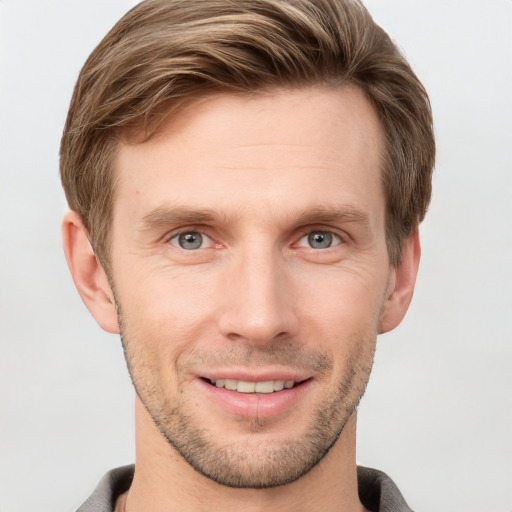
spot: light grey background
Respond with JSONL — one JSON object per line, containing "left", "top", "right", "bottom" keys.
{"left": 1, "top": 1, "right": 511, "bottom": 511}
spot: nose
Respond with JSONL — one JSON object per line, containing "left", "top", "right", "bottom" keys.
{"left": 217, "top": 245, "right": 299, "bottom": 345}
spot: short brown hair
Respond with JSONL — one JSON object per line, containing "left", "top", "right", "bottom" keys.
{"left": 60, "top": 0, "right": 435, "bottom": 268}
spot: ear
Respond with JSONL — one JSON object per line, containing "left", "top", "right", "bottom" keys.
{"left": 62, "top": 211, "right": 120, "bottom": 334}
{"left": 378, "top": 229, "right": 421, "bottom": 334}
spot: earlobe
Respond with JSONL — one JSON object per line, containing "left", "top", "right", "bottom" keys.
{"left": 62, "top": 211, "right": 120, "bottom": 334}
{"left": 378, "top": 229, "right": 421, "bottom": 334}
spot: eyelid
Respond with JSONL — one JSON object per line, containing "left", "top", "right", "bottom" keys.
{"left": 166, "top": 229, "right": 215, "bottom": 248}
{"left": 163, "top": 223, "right": 209, "bottom": 241}
{"left": 293, "top": 226, "right": 346, "bottom": 247}
{"left": 163, "top": 225, "right": 347, "bottom": 250}
{"left": 296, "top": 232, "right": 342, "bottom": 249}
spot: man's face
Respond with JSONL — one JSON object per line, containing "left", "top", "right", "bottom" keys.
{"left": 109, "top": 87, "right": 392, "bottom": 487}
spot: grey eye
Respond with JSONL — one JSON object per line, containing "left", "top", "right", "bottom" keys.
{"left": 307, "top": 231, "right": 334, "bottom": 249}
{"left": 174, "top": 232, "right": 204, "bottom": 250}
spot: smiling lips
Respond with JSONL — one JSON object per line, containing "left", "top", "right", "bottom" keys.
{"left": 199, "top": 375, "right": 312, "bottom": 418}
{"left": 210, "top": 378, "right": 296, "bottom": 393}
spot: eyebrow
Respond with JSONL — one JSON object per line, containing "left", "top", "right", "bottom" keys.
{"left": 294, "top": 206, "right": 371, "bottom": 228}
{"left": 140, "top": 206, "right": 219, "bottom": 230}
{"left": 139, "top": 204, "right": 371, "bottom": 231}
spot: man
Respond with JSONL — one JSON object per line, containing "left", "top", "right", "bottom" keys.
{"left": 60, "top": 0, "right": 434, "bottom": 510}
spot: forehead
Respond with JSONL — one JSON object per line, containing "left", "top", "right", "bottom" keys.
{"left": 113, "top": 86, "right": 385, "bottom": 227}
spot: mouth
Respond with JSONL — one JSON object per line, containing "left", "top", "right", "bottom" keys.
{"left": 202, "top": 377, "right": 306, "bottom": 394}
{"left": 197, "top": 375, "right": 313, "bottom": 419}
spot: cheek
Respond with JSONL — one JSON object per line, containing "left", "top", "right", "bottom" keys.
{"left": 296, "top": 263, "right": 387, "bottom": 324}
{"left": 292, "top": 264, "right": 386, "bottom": 360}
{"left": 116, "top": 256, "right": 219, "bottom": 320}
{"left": 113, "top": 263, "right": 220, "bottom": 368}
{"left": 113, "top": 249, "right": 389, "bottom": 366}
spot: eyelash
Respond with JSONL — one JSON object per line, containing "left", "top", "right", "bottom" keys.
{"left": 167, "top": 230, "right": 215, "bottom": 250}
{"left": 295, "top": 230, "right": 343, "bottom": 250}
{"left": 165, "top": 227, "right": 345, "bottom": 252}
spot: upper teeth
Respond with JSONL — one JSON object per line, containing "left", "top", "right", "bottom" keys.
{"left": 212, "top": 379, "right": 295, "bottom": 393}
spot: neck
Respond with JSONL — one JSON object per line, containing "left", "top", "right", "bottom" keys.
{"left": 124, "top": 398, "right": 366, "bottom": 512}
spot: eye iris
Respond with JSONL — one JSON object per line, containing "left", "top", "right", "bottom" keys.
{"left": 178, "top": 232, "right": 203, "bottom": 250}
{"left": 308, "top": 231, "right": 333, "bottom": 249}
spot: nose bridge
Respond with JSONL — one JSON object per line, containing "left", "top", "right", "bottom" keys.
{"left": 218, "top": 239, "right": 297, "bottom": 344}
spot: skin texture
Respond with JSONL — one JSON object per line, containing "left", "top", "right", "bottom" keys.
{"left": 63, "top": 86, "right": 420, "bottom": 512}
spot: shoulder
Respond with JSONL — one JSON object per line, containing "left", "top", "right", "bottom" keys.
{"left": 76, "top": 465, "right": 135, "bottom": 512}
{"left": 357, "top": 466, "right": 414, "bottom": 512}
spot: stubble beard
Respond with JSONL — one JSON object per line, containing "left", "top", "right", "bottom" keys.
{"left": 118, "top": 312, "right": 376, "bottom": 488}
